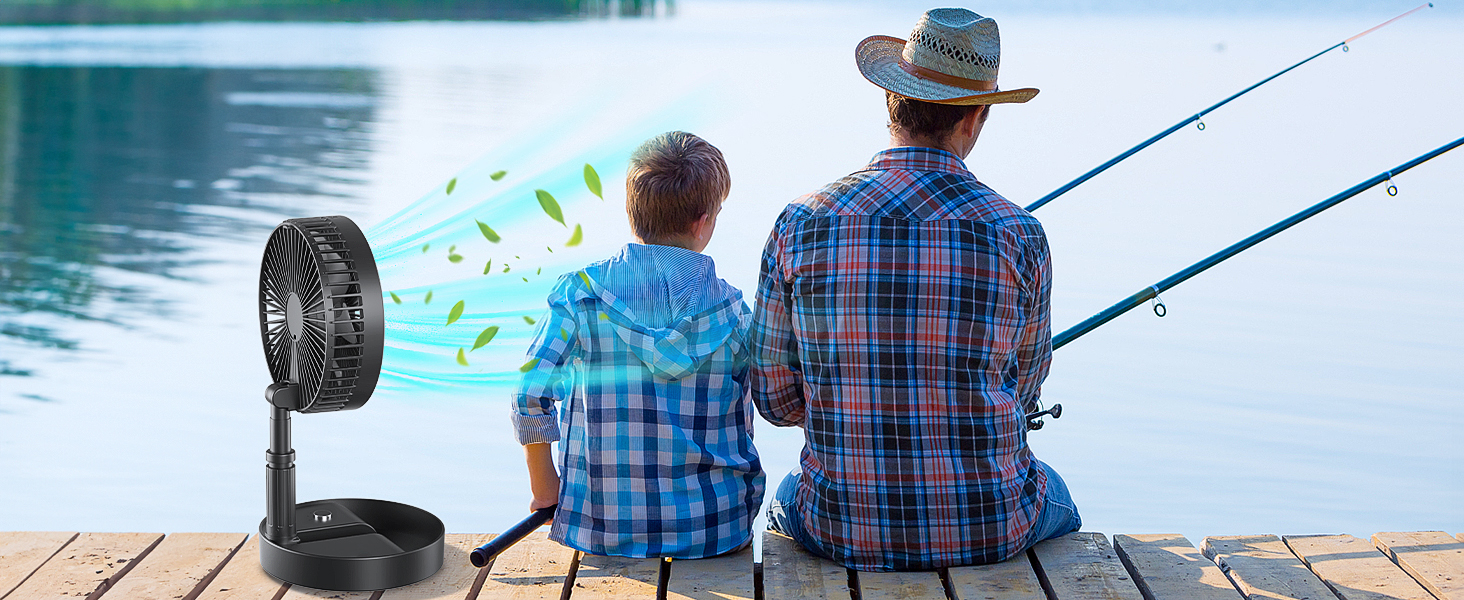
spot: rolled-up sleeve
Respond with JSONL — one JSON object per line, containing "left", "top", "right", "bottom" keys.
{"left": 748, "top": 212, "right": 806, "bottom": 427}
{"left": 511, "top": 276, "right": 580, "bottom": 445}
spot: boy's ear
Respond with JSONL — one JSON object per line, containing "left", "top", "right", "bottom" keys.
{"left": 692, "top": 212, "right": 712, "bottom": 240}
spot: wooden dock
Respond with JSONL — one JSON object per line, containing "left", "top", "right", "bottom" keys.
{"left": 2, "top": 529, "right": 1461, "bottom": 600}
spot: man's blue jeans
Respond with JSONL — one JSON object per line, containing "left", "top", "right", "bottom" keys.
{"left": 767, "top": 460, "right": 1081, "bottom": 563}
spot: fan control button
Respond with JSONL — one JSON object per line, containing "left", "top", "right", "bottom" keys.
{"left": 314, "top": 509, "right": 332, "bottom": 523}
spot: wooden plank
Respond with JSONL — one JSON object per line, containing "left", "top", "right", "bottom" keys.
{"left": 193, "top": 536, "right": 288, "bottom": 600}
{"left": 568, "top": 553, "right": 663, "bottom": 600}
{"left": 475, "top": 531, "right": 577, "bottom": 600}
{"left": 278, "top": 586, "right": 374, "bottom": 599}
{"left": 945, "top": 552, "right": 1046, "bottom": 600}
{"left": 759, "top": 530, "right": 849, "bottom": 600}
{"left": 856, "top": 569, "right": 945, "bottom": 600}
{"left": 378, "top": 533, "right": 495, "bottom": 600}
{"left": 1285, "top": 534, "right": 1433, "bottom": 600}
{"left": 1202, "top": 535, "right": 1335, "bottom": 600}
{"left": 1112, "top": 534, "right": 1240, "bottom": 600}
{"left": 98, "top": 533, "right": 249, "bottom": 600}
{"left": 664, "top": 546, "right": 754, "bottom": 600}
{"left": 1373, "top": 531, "right": 1464, "bottom": 600}
{"left": 0, "top": 531, "right": 77, "bottom": 598}
{"left": 4, "top": 531, "right": 164, "bottom": 600}
{"left": 1031, "top": 532, "right": 1143, "bottom": 600}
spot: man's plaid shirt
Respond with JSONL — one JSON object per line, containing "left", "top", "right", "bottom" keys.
{"left": 749, "top": 147, "right": 1053, "bottom": 571}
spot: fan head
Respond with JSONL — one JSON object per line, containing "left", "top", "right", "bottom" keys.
{"left": 259, "top": 215, "right": 383, "bottom": 413}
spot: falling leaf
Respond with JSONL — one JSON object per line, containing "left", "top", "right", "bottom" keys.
{"left": 560, "top": 328, "right": 570, "bottom": 341}
{"left": 446, "top": 177, "right": 457, "bottom": 195}
{"left": 522, "top": 277, "right": 528, "bottom": 282}
{"left": 421, "top": 243, "right": 431, "bottom": 253}
{"left": 536, "top": 189, "right": 565, "bottom": 226}
{"left": 472, "top": 326, "right": 500, "bottom": 351}
{"left": 447, "top": 300, "right": 465, "bottom": 326}
{"left": 599, "top": 312, "right": 609, "bottom": 321}
{"left": 565, "top": 224, "right": 583, "bottom": 247}
{"left": 483, "top": 259, "right": 493, "bottom": 274}
{"left": 503, "top": 265, "right": 511, "bottom": 273}
{"left": 523, "top": 315, "right": 537, "bottom": 325}
{"left": 547, "top": 246, "right": 554, "bottom": 253}
{"left": 519, "top": 358, "right": 538, "bottom": 373}
{"left": 584, "top": 164, "right": 603, "bottom": 199}
{"left": 456, "top": 347, "right": 469, "bottom": 366}
{"left": 425, "top": 290, "right": 434, "bottom": 304}
{"left": 448, "top": 253, "right": 464, "bottom": 263}
{"left": 477, "top": 220, "right": 501, "bottom": 243}
{"left": 536, "top": 268, "right": 542, "bottom": 275}
{"left": 449, "top": 245, "right": 456, "bottom": 252}
{"left": 389, "top": 292, "right": 402, "bottom": 304}
{"left": 490, "top": 170, "right": 507, "bottom": 181}
{"left": 515, "top": 255, "right": 521, "bottom": 259}
{"left": 578, "top": 271, "right": 593, "bottom": 288}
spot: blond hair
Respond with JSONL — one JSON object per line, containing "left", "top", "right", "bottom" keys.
{"left": 625, "top": 131, "right": 730, "bottom": 243}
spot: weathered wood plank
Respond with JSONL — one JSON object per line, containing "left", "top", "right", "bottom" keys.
{"left": 1202, "top": 535, "right": 1335, "bottom": 600}
{"left": 569, "top": 553, "right": 663, "bottom": 600}
{"left": 99, "top": 532, "right": 249, "bottom": 600}
{"left": 856, "top": 569, "right": 945, "bottom": 600}
{"left": 1112, "top": 534, "right": 1240, "bottom": 600}
{"left": 760, "top": 530, "right": 849, "bottom": 600}
{"left": 1373, "top": 531, "right": 1464, "bottom": 600}
{"left": 278, "top": 585, "right": 374, "bottom": 599}
{"left": 474, "top": 531, "right": 577, "bottom": 600}
{"left": 665, "top": 546, "right": 754, "bottom": 600}
{"left": 945, "top": 552, "right": 1045, "bottom": 600}
{"left": 0, "top": 531, "right": 77, "bottom": 598}
{"left": 378, "top": 533, "right": 495, "bottom": 600}
{"left": 1284, "top": 534, "right": 1433, "bottom": 600}
{"left": 4, "top": 531, "right": 163, "bottom": 600}
{"left": 192, "top": 536, "right": 288, "bottom": 600}
{"left": 1031, "top": 532, "right": 1143, "bottom": 600}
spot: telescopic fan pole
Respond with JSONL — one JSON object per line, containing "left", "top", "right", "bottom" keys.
{"left": 265, "top": 384, "right": 298, "bottom": 544}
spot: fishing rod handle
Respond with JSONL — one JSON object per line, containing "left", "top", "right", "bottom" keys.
{"left": 470, "top": 505, "right": 557, "bottom": 568}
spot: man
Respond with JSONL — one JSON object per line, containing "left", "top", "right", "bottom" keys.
{"left": 749, "top": 8, "right": 1079, "bottom": 572}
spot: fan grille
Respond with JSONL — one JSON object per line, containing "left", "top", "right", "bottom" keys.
{"left": 259, "top": 215, "right": 383, "bottom": 413}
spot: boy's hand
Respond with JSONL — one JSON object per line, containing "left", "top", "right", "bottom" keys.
{"left": 524, "top": 443, "right": 560, "bottom": 516}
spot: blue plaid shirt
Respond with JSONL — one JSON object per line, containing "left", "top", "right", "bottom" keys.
{"left": 512, "top": 243, "right": 766, "bottom": 559}
{"left": 749, "top": 147, "right": 1053, "bottom": 571}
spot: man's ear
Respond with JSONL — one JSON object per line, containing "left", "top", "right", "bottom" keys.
{"left": 960, "top": 105, "right": 987, "bottom": 136}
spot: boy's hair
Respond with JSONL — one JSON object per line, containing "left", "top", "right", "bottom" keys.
{"left": 625, "top": 131, "right": 730, "bottom": 243}
{"left": 886, "top": 91, "right": 986, "bottom": 143}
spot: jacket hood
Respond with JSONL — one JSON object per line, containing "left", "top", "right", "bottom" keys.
{"left": 569, "top": 245, "right": 749, "bottom": 381}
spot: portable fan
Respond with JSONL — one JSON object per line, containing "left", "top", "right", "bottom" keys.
{"left": 257, "top": 215, "right": 443, "bottom": 591}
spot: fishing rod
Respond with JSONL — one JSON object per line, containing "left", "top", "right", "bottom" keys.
{"left": 1024, "top": 3, "right": 1434, "bottom": 213}
{"left": 1024, "top": 134, "right": 1463, "bottom": 430}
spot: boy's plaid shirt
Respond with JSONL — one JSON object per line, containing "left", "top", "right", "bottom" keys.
{"left": 513, "top": 250, "right": 765, "bottom": 559}
{"left": 750, "top": 147, "right": 1053, "bottom": 571}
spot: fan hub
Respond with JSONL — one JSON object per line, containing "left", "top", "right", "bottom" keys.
{"left": 286, "top": 293, "right": 304, "bottom": 339}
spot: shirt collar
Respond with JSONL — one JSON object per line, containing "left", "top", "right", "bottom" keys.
{"left": 863, "top": 146, "right": 973, "bottom": 177}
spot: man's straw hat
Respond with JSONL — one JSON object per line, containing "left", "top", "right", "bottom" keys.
{"left": 856, "top": 8, "right": 1038, "bottom": 105}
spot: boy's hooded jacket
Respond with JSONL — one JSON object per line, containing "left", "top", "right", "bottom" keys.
{"left": 512, "top": 244, "right": 765, "bottom": 559}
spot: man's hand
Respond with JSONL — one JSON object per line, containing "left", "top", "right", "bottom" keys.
{"left": 524, "top": 443, "right": 561, "bottom": 514}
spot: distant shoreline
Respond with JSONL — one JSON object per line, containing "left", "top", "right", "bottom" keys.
{"left": 0, "top": 0, "right": 670, "bottom": 25}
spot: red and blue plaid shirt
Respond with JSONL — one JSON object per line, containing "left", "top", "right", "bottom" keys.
{"left": 749, "top": 147, "right": 1052, "bottom": 571}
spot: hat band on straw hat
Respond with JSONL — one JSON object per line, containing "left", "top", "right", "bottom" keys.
{"left": 897, "top": 56, "right": 997, "bottom": 93}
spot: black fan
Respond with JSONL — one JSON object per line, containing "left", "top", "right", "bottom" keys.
{"left": 257, "top": 215, "right": 443, "bottom": 591}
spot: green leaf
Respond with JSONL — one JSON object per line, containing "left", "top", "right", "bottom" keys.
{"left": 389, "top": 292, "right": 402, "bottom": 304}
{"left": 547, "top": 246, "right": 553, "bottom": 253}
{"left": 503, "top": 265, "right": 511, "bottom": 273}
{"left": 476, "top": 220, "right": 501, "bottom": 243}
{"left": 565, "top": 223, "right": 583, "bottom": 247}
{"left": 472, "top": 326, "right": 500, "bottom": 351}
{"left": 536, "top": 268, "right": 542, "bottom": 275}
{"left": 522, "top": 277, "right": 528, "bottom": 282}
{"left": 456, "top": 347, "right": 469, "bottom": 366}
{"left": 448, "top": 253, "right": 464, "bottom": 263}
{"left": 447, "top": 300, "right": 465, "bottom": 326}
{"left": 446, "top": 177, "right": 457, "bottom": 195}
{"left": 449, "top": 245, "right": 456, "bottom": 252}
{"left": 536, "top": 189, "right": 565, "bottom": 226}
{"left": 483, "top": 259, "right": 493, "bottom": 274}
{"left": 519, "top": 358, "right": 538, "bottom": 373}
{"left": 523, "top": 315, "right": 537, "bottom": 325}
{"left": 490, "top": 170, "right": 507, "bottom": 181}
{"left": 424, "top": 290, "right": 434, "bottom": 304}
{"left": 584, "top": 164, "right": 602, "bottom": 199}
{"left": 421, "top": 243, "right": 430, "bottom": 253}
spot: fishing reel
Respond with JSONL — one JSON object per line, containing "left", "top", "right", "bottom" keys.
{"left": 1026, "top": 403, "right": 1062, "bottom": 431}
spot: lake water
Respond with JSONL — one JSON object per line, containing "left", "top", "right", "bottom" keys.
{"left": 1, "top": 1, "right": 1460, "bottom": 549}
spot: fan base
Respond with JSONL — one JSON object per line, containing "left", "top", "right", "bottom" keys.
{"left": 259, "top": 498, "right": 444, "bottom": 591}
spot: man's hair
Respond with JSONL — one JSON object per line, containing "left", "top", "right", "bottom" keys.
{"left": 625, "top": 131, "right": 730, "bottom": 243}
{"left": 886, "top": 91, "right": 986, "bottom": 142}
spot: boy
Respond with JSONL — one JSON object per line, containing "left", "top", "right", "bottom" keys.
{"left": 511, "top": 131, "right": 765, "bottom": 559}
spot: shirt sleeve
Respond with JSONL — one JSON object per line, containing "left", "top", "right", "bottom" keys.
{"left": 748, "top": 211, "right": 807, "bottom": 427}
{"left": 511, "top": 276, "right": 581, "bottom": 445}
{"left": 1015, "top": 226, "right": 1053, "bottom": 416}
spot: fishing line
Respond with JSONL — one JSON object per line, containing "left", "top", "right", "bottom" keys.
{"left": 1024, "top": 3, "right": 1434, "bottom": 213}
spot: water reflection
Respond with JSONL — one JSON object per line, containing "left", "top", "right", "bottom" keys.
{"left": 0, "top": 65, "right": 380, "bottom": 380}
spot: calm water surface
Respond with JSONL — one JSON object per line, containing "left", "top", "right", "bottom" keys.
{"left": 0, "top": 1, "right": 1460, "bottom": 545}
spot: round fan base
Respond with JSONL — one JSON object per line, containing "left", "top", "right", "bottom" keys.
{"left": 260, "top": 498, "right": 445, "bottom": 591}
